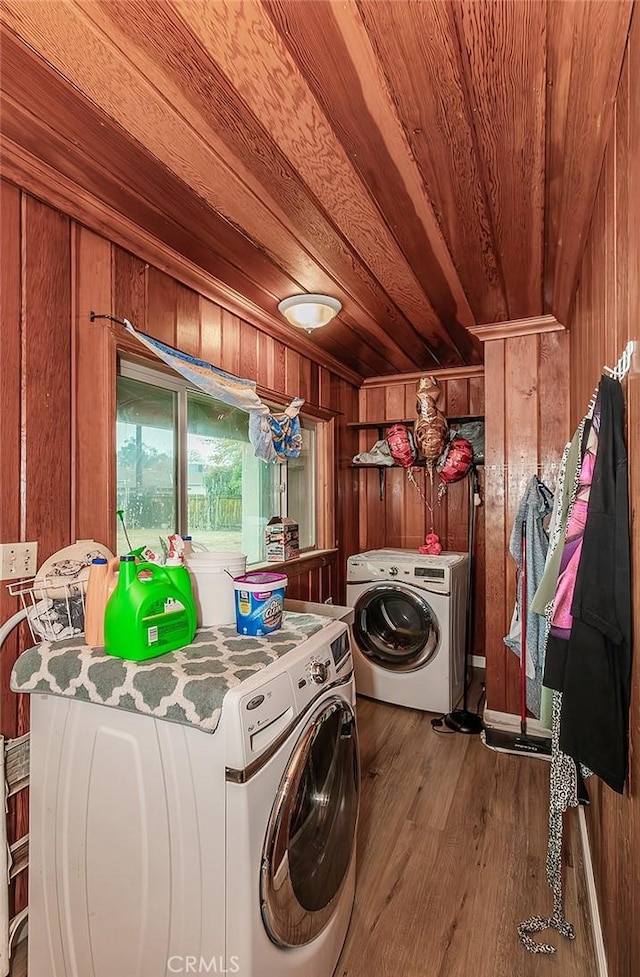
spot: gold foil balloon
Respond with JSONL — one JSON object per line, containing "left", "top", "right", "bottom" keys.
{"left": 414, "top": 376, "right": 448, "bottom": 463}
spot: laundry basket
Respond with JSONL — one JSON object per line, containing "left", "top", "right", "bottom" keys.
{"left": 7, "top": 575, "right": 87, "bottom": 643}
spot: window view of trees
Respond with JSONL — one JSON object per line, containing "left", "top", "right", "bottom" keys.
{"left": 116, "top": 367, "right": 314, "bottom": 563}
{"left": 187, "top": 437, "right": 244, "bottom": 550}
{"left": 116, "top": 433, "right": 247, "bottom": 554}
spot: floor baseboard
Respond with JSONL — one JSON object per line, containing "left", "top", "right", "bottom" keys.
{"left": 577, "top": 806, "right": 608, "bottom": 977}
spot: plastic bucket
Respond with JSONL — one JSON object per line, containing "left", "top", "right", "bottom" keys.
{"left": 234, "top": 572, "right": 288, "bottom": 636}
{"left": 185, "top": 552, "right": 247, "bottom": 627}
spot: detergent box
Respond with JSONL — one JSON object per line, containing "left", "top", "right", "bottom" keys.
{"left": 264, "top": 516, "right": 299, "bottom": 562}
{"left": 234, "top": 572, "right": 287, "bottom": 636}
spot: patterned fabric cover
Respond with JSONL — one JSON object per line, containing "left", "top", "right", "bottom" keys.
{"left": 10, "top": 612, "right": 331, "bottom": 734}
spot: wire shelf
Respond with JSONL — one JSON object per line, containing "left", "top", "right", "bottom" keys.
{"left": 6, "top": 577, "right": 86, "bottom": 644}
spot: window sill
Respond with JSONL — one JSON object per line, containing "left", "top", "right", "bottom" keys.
{"left": 248, "top": 548, "right": 338, "bottom": 577}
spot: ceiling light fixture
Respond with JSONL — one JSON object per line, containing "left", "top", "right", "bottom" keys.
{"left": 277, "top": 294, "right": 342, "bottom": 332}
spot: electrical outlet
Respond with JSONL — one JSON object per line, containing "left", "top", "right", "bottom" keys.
{"left": 0, "top": 542, "right": 38, "bottom": 581}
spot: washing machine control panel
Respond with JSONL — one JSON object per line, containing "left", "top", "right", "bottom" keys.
{"left": 227, "top": 621, "right": 352, "bottom": 769}
{"left": 309, "top": 659, "right": 329, "bottom": 684}
{"left": 292, "top": 652, "right": 336, "bottom": 712}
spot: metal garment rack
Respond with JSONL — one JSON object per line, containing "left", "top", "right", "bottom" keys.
{"left": 1, "top": 609, "right": 29, "bottom": 977}
{"left": 586, "top": 339, "right": 636, "bottom": 414}
{"left": 1, "top": 576, "right": 86, "bottom": 974}
{"left": 605, "top": 339, "right": 636, "bottom": 379}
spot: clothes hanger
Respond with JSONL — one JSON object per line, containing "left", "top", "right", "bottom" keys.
{"left": 585, "top": 340, "right": 636, "bottom": 419}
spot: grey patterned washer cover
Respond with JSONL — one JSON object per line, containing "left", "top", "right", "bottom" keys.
{"left": 10, "top": 612, "right": 332, "bottom": 734}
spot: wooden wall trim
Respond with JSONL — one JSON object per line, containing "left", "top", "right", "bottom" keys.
{"left": 468, "top": 314, "right": 564, "bottom": 341}
{"left": 261, "top": 549, "right": 337, "bottom": 579}
{"left": 483, "top": 330, "right": 569, "bottom": 714}
{"left": 73, "top": 227, "right": 116, "bottom": 550}
{"left": 361, "top": 364, "right": 484, "bottom": 388}
{"left": 1, "top": 138, "right": 364, "bottom": 389}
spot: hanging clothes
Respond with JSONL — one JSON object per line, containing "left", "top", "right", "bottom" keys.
{"left": 542, "top": 411, "right": 599, "bottom": 693}
{"left": 519, "top": 374, "right": 632, "bottom": 954}
{"left": 518, "top": 693, "right": 580, "bottom": 954}
{"left": 557, "top": 376, "right": 632, "bottom": 793}
{"left": 503, "top": 475, "right": 554, "bottom": 718}
{"left": 519, "top": 416, "right": 594, "bottom": 955}
{"left": 530, "top": 427, "right": 584, "bottom": 729}
{"left": 531, "top": 426, "right": 584, "bottom": 617}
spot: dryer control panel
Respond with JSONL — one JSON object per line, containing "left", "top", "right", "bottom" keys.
{"left": 346, "top": 549, "right": 468, "bottom": 596}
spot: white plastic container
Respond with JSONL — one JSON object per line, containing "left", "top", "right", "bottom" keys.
{"left": 234, "top": 571, "right": 288, "bottom": 636}
{"left": 185, "top": 551, "right": 247, "bottom": 627}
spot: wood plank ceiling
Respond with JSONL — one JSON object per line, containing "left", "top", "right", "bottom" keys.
{"left": 0, "top": 0, "right": 633, "bottom": 381}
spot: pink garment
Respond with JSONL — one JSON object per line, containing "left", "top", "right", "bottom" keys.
{"left": 551, "top": 426, "right": 598, "bottom": 634}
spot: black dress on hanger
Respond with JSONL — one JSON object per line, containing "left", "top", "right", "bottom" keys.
{"left": 555, "top": 376, "right": 631, "bottom": 793}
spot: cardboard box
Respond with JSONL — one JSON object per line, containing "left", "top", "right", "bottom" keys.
{"left": 264, "top": 516, "right": 300, "bottom": 562}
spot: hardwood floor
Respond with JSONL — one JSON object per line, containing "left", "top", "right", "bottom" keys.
{"left": 336, "top": 694, "right": 596, "bottom": 977}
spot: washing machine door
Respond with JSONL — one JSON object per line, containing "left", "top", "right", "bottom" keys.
{"left": 261, "top": 695, "right": 359, "bottom": 948}
{"left": 353, "top": 583, "right": 440, "bottom": 671}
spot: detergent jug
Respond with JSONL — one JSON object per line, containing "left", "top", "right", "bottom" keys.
{"left": 104, "top": 556, "right": 196, "bottom": 661}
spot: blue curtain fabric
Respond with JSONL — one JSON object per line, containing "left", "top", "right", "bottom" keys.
{"left": 123, "top": 320, "right": 304, "bottom": 463}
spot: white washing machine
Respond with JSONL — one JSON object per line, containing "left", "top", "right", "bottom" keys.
{"left": 346, "top": 548, "right": 468, "bottom": 714}
{"left": 27, "top": 620, "right": 358, "bottom": 977}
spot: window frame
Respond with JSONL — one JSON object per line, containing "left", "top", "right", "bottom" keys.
{"left": 116, "top": 354, "right": 333, "bottom": 560}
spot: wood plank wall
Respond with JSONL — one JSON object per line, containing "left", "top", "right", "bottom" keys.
{"left": 0, "top": 179, "right": 360, "bottom": 916}
{"left": 482, "top": 330, "right": 570, "bottom": 714}
{"left": 357, "top": 373, "right": 486, "bottom": 659}
{"left": 565, "top": 15, "right": 639, "bottom": 977}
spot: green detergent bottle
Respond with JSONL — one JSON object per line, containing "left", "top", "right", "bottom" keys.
{"left": 104, "top": 556, "right": 197, "bottom": 661}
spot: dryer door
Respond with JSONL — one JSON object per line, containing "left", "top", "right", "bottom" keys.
{"left": 353, "top": 583, "right": 440, "bottom": 671}
{"left": 261, "top": 695, "right": 359, "bottom": 947}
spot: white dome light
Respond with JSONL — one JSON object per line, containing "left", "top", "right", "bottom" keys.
{"left": 277, "top": 294, "right": 342, "bottom": 332}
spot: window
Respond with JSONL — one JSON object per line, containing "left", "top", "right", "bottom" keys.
{"left": 116, "top": 359, "right": 319, "bottom": 564}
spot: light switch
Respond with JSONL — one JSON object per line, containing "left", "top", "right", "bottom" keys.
{"left": 0, "top": 542, "right": 38, "bottom": 581}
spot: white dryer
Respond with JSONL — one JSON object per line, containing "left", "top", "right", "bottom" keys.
{"left": 27, "top": 620, "right": 358, "bottom": 977}
{"left": 346, "top": 548, "right": 468, "bottom": 714}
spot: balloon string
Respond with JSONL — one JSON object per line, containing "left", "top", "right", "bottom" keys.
{"left": 407, "top": 469, "right": 436, "bottom": 536}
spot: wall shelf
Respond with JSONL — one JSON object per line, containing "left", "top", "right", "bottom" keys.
{"left": 349, "top": 415, "right": 485, "bottom": 500}
{"left": 349, "top": 460, "right": 431, "bottom": 501}
{"left": 347, "top": 414, "right": 484, "bottom": 430}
